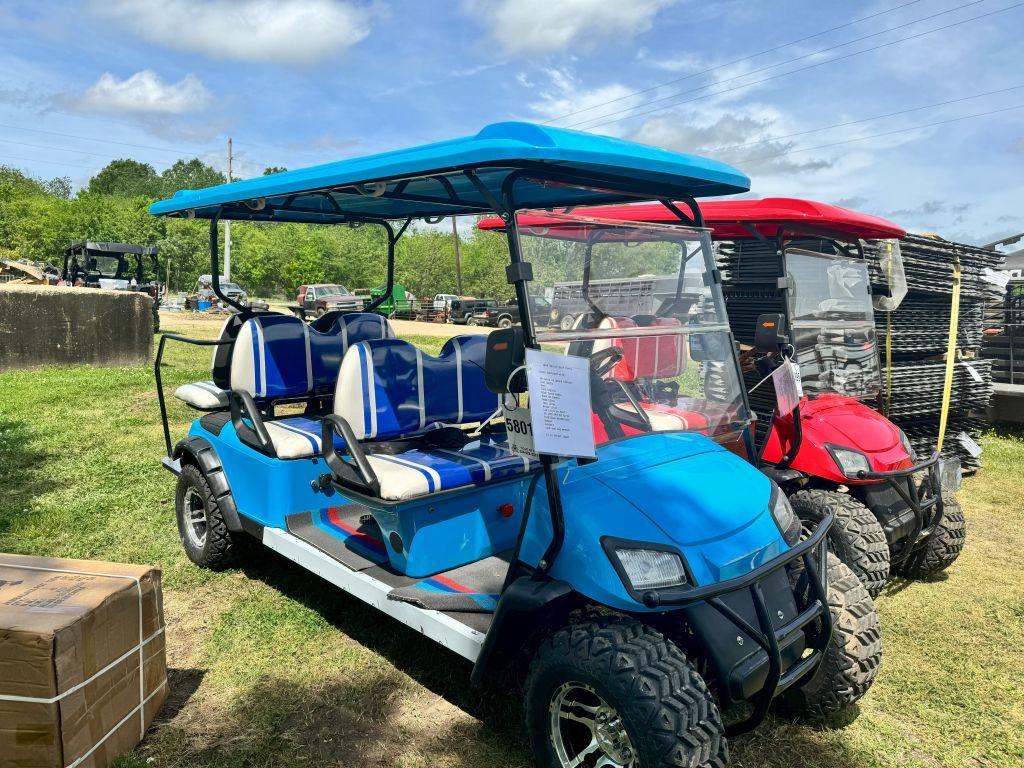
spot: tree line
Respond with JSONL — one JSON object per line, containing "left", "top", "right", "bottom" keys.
{"left": 0, "top": 159, "right": 515, "bottom": 301}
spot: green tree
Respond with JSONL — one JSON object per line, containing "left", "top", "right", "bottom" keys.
{"left": 262, "top": 166, "right": 288, "bottom": 175}
{"left": 160, "top": 159, "right": 225, "bottom": 196}
{"left": 87, "top": 159, "right": 163, "bottom": 198}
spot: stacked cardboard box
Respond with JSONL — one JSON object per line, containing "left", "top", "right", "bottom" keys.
{"left": 0, "top": 554, "right": 167, "bottom": 768}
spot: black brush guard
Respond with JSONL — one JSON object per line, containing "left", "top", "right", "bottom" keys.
{"left": 640, "top": 511, "right": 834, "bottom": 736}
{"left": 853, "top": 450, "right": 945, "bottom": 565}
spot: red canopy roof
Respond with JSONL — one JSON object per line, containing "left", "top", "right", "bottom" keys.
{"left": 478, "top": 197, "right": 905, "bottom": 241}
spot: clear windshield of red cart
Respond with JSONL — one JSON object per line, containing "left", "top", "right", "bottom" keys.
{"left": 515, "top": 211, "right": 751, "bottom": 443}
{"left": 785, "top": 248, "right": 881, "bottom": 399}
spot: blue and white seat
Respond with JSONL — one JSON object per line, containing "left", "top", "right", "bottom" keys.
{"left": 177, "top": 313, "right": 393, "bottom": 459}
{"left": 334, "top": 335, "right": 538, "bottom": 501}
{"left": 173, "top": 312, "right": 392, "bottom": 414}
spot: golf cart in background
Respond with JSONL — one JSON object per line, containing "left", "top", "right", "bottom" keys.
{"left": 152, "top": 123, "right": 880, "bottom": 768}
{"left": 63, "top": 240, "right": 162, "bottom": 330}
{"left": 503, "top": 199, "right": 963, "bottom": 598}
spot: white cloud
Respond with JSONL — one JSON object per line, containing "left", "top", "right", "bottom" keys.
{"left": 632, "top": 112, "right": 833, "bottom": 175}
{"left": 463, "top": 0, "right": 677, "bottom": 55}
{"left": 91, "top": 0, "right": 371, "bottom": 66}
{"left": 73, "top": 70, "right": 212, "bottom": 116}
{"left": 527, "top": 68, "right": 640, "bottom": 131}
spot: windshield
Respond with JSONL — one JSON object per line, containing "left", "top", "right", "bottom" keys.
{"left": 221, "top": 282, "right": 242, "bottom": 292}
{"left": 785, "top": 248, "right": 880, "bottom": 398}
{"left": 318, "top": 285, "right": 349, "bottom": 296}
{"left": 516, "top": 210, "right": 751, "bottom": 444}
{"left": 87, "top": 255, "right": 122, "bottom": 278}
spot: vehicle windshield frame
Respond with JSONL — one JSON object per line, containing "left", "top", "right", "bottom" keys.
{"left": 780, "top": 240, "right": 882, "bottom": 399}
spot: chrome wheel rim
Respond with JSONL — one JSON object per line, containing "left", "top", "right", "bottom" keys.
{"left": 549, "top": 682, "right": 636, "bottom": 768}
{"left": 182, "top": 487, "right": 208, "bottom": 548}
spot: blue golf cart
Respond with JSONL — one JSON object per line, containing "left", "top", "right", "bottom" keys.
{"left": 153, "top": 122, "right": 881, "bottom": 768}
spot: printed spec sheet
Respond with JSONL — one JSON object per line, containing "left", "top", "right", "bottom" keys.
{"left": 525, "top": 348, "right": 597, "bottom": 458}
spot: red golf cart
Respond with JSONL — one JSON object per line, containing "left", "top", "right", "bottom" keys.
{"left": 480, "top": 198, "right": 966, "bottom": 597}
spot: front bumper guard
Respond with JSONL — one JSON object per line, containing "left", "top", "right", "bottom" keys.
{"left": 854, "top": 451, "right": 946, "bottom": 562}
{"left": 642, "top": 511, "right": 834, "bottom": 736}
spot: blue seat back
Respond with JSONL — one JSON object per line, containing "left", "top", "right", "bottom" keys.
{"left": 231, "top": 312, "right": 393, "bottom": 399}
{"left": 335, "top": 335, "right": 498, "bottom": 440}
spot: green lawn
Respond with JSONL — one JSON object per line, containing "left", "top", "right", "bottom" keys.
{"left": 1, "top": 319, "right": 1022, "bottom": 768}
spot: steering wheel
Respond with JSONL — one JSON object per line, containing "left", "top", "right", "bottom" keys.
{"left": 590, "top": 345, "right": 624, "bottom": 378}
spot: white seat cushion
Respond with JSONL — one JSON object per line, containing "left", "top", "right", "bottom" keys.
{"left": 174, "top": 381, "right": 230, "bottom": 411}
{"left": 365, "top": 441, "right": 537, "bottom": 501}
{"left": 264, "top": 416, "right": 345, "bottom": 460}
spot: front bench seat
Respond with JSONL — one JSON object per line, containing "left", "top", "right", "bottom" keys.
{"left": 333, "top": 335, "right": 538, "bottom": 500}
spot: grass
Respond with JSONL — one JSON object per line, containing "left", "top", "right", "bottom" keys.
{"left": 1, "top": 313, "right": 1022, "bottom": 767}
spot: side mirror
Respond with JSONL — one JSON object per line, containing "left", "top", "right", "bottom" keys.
{"left": 754, "top": 313, "right": 789, "bottom": 353}
{"left": 485, "top": 327, "right": 527, "bottom": 393}
{"left": 689, "top": 333, "right": 729, "bottom": 362}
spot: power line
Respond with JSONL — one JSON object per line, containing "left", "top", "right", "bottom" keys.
{"left": 746, "top": 102, "right": 1024, "bottom": 162}
{"left": 571, "top": 1, "right": 1018, "bottom": 131}
{"left": 0, "top": 121, "right": 216, "bottom": 158}
{"left": 544, "top": 0, "right": 929, "bottom": 124}
{"left": 0, "top": 153, "right": 98, "bottom": 171}
{"left": 705, "top": 84, "right": 1024, "bottom": 153}
{"left": 0, "top": 136, "right": 175, "bottom": 163}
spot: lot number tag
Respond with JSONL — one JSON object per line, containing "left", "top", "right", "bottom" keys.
{"left": 502, "top": 399, "right": 539, "bottom": 460}
{"left": 772, "top": 360, "right": 804, "bottom": 416}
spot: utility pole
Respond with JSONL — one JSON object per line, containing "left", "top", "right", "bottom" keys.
{"left": 451, "top": 216, "right": 463, "bottom": 294}
{"left": 224, "top": 137, "right": 233, "bottom": 280}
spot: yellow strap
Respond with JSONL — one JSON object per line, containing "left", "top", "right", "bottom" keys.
{"left": 884, "top": 245, "right": 894, "bottom": 416}
{"left": 885, "top": 310, "right": 892, "bottom": 416}
{"left": 936, "top": 258, "right": 961, "bottom": 452}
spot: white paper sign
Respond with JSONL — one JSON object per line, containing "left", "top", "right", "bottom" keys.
{"left": 961, "top": 363, "right": 983, "bottom": 383}
{"left": 957, "top": 431, "right": 982, "bottom": 458}
{"left": 772, "top": 360, "right": 804, "bottom": 416}
{"left": 525, "top": 348, "right": 596, "bottom": 458}
{"left": 982, "top": 267, "right": 1011, "bottom": 290}
{"left": 501, "top": 399, "right": 539, "bottom": 460}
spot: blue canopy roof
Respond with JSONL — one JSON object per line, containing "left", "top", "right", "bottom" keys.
{"left": 149, "top": 122, "right": 750, "bottom": 223}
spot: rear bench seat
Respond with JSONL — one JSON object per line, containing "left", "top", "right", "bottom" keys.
{"left": 173, "top": 311, "right": 392, "bottom": 411}
{"left": 334, "top": 336, "right": 538, "bottom": 501}
{"left": 179, "top": 312, "right": 394, "bottom": 459}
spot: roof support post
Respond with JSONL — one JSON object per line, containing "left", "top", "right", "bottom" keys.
{"left": 209, "top": 209, "right": 247, "bottom": 314}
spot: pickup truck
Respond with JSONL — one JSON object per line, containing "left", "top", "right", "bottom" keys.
{"left": 294, "top": 283, "right": 364, "bottom": 318}
{"left": 449, "top": 297, "right": 497, "bottom": 324}
{"left": 471, "top": 296, "right": 551, "bottom": 328}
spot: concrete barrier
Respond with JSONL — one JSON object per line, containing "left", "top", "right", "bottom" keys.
{"left": 0, "top": 284, "right": 153, "bottom": 370}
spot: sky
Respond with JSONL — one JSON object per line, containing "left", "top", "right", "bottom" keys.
{"left": 0, "top": 0, "right": 1021, "bottom": 245}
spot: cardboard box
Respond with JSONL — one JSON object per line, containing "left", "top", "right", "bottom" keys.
{"left": 0, "top": 553, "right": 167, "bottom": 768}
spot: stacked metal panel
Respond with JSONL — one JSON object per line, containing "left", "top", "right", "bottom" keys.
{"left": 865, "top": 235, "right": 1002, "bottom": 473}
{"left": 980, "top": 279, "right": 1024, "bottom": 385}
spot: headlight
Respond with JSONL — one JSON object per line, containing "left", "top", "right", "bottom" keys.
{"left": 828, "top": 445, "right": 871, "bottom": 478}
{"left": 938, "top": 456, "right": 962, "bottom": 493}
{"left": 770, "top": 485, "right": 801, "bottom": 545}
{"left": 612, "top": 548, "right": 688, "bottom": 591}
{"left": 898, "top": 429, "right": 916, "bottom": 461}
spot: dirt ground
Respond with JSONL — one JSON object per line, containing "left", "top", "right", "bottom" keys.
{"left": 159, "top": 307, "right": 488, "bottom": 339}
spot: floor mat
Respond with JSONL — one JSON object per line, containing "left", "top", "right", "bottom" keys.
{"left": 286, "top": 506, "right": 389, "bottom": 572}
{"left": 387, "top": 554, "right": 509, "bottom": 613}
